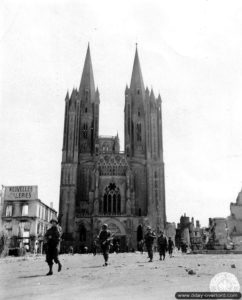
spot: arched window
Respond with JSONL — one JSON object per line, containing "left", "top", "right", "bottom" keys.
{"left": 103, "top": 183, "right": 121, "bottom": 215}
{"left": 113, "top": 194, "right": 116, "bottom": 214}
{"left": 117, "top": 194, "right": 121, "bottom": 214}
{"left": 82, "top": 123, "right": 88, "bottom": 139}
{"left": 108, "top": 194, "right": 112, "bottom": 213}
{"left": 136, "top": 123, "right": 141, "bottom": 141}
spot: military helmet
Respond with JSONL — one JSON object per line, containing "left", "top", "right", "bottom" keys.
{"left": 146, "top": 226, "right": 151, "bottom": 230}
{"left": 102, "top": 223, "right": 108, "bottom": 229}
{"left": 50, "top": 217, "right": 58, "bottom": 224}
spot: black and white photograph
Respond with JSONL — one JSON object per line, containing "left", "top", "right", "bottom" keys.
{"left": 1, "top": 0, "right": 242, "bottom": 299}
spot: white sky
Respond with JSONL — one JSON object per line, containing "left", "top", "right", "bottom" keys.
{"left": 1, "top": 0, "right": 242, "bottom": 227}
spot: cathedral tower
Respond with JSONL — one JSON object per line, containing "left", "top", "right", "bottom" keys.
{"left": 59, "top": 45, "right": 100, "bottom": 239}
{"left": 124, "top": 46, "right": 166, "bottom": 231}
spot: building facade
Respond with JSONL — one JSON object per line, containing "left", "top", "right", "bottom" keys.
{"left": 175, "top": 214, "right": 207, "bottom": 251}
{"left": 1, "top": 186, "right": 57, "bottom": 252}
{"left": 59, "top": 45, "right": 166, "bottom": 251}
{"left": 205, "top": 188, "right": 242, "bottom": 250}
{"left": 227, "top": 188, "right": 242, "bottom": 249}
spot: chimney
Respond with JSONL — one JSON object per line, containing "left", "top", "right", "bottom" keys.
{"left": 196, "top": 220, "right": 200, "bottom": 228}
{"left": 50, "top": 202, "right": 53, "bottom": 208}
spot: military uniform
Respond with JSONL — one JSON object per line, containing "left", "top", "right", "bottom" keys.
{"left": 168, "top": 238, "right": 174, "bottom": 257}
{"left": 98, "top": 224, "right": 112, "bottom": 266}
{"left": 157, "top": 234, "right": 167, "bottom": 260}
{"left": 44, "top": 219, "right": 62, "bottom": 275}
{"left": 144, "top": 227, "right": 156, "bottom": 262}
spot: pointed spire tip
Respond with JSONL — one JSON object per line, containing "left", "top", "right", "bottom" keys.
{"left": 130, "top": 44, "right": 145, "bottom": 93}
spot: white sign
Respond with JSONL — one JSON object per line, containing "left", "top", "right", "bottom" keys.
{"left": 4, "top": 186, "right": 38, "bottom": 200}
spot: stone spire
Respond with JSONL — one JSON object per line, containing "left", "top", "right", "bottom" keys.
{"left": 65, "top": 91, "right": 69, "bottom": 101}
{"left": 79, "top": 43, "right": 95, "bottom": 101}
{"left": 130, "top": 45, "right": 145, "bottom": 95}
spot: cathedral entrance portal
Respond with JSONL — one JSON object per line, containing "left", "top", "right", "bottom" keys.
{"left": 104, "top": 219, "right": 127, "bottom": 252}
{"left": 112, "top": 236, "right": 126, "bottom": 253}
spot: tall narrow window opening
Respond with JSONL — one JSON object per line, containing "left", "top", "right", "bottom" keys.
{"left": 82, "top": 123, "right": 88, "bottom": 139}
{"left": 137, "top": 123, "right": 142, "bottom": 141}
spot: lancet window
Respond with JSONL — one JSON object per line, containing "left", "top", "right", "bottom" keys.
{"left": 102, "top": 183, "right": 121, "bottom": 215}
{"left": 137, "top": 123, "right": 142, "bottom": 141}
{"left": 82, "top": 123, "right": 88, "bottom": 139}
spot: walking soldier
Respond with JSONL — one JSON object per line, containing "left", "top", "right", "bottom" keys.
{"left": 168, "top": 237, "right": 174, "bottom": 258}
{"left": 144, "top": 226, "right": 156, "bottom": 262}
{"left": 98, "top": 224, "right": 113, "bottom": 266}
{"left": 44, "top": 217, "right": 62, "bottom": 275}
{"left": 157, "top": 231, "right": 167, "bottom": 260}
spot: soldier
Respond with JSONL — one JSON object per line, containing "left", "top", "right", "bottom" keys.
{"left": 98, "top": 224, "right": 113, "bottom": 266}
{"left": 144, "top": 226, "right": 156, "bottom": 262}
{"left": 92, "top": 240, "right": 97, "bottom": 256}
{"left": 168, "top": 237, "right": 174, "bottom": 257}
{"left": 69, "top": 245, "right": 74, "bottom": 255}
{"left": 114, "top": 241, "right": 120, "bottom": 254}
{"left": 44, "top": 217, "right": 62, "bottom": 276}
{"left": 157, "top": 231, "right": 167, "bottom": 260}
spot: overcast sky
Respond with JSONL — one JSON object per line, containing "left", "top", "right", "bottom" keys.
{"left": 1, "top": 0, "right": 242, "bottom": 226}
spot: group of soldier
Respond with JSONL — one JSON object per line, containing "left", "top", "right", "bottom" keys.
{"left": 43, "top": 219, "right": 174, "bottom": 275}
{"left": 142, "top": 226, "right": 174, "bottom": 262}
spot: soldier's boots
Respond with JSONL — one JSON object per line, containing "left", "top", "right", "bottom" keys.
{"left": 58, "top": 262, "right": 62, "bottom": 272}
{"left": 46, "top": 271, "right": 53, "bottom": 276}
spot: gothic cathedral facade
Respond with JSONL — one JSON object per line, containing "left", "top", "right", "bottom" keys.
{"left": 59, "top": 45, "right": 166, "bottom": 251}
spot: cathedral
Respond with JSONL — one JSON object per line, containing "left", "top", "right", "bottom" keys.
{"left": 59, "top": 45, "right": 166, "bottom": 251}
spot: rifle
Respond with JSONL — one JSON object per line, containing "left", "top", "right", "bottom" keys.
{"left": 97, "top": 231, "right": 114, "bottom": 246}
{"left": 102, "top": 234, "right": 114, "bottom": 245}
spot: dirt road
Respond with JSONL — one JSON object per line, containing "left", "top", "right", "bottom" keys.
{"left": 0, "top": 252, "right": 241, "bottom": 300}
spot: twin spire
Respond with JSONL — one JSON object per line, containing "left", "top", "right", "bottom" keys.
{"left": 78, "top": 43, "right": 160, "bottom": 100}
